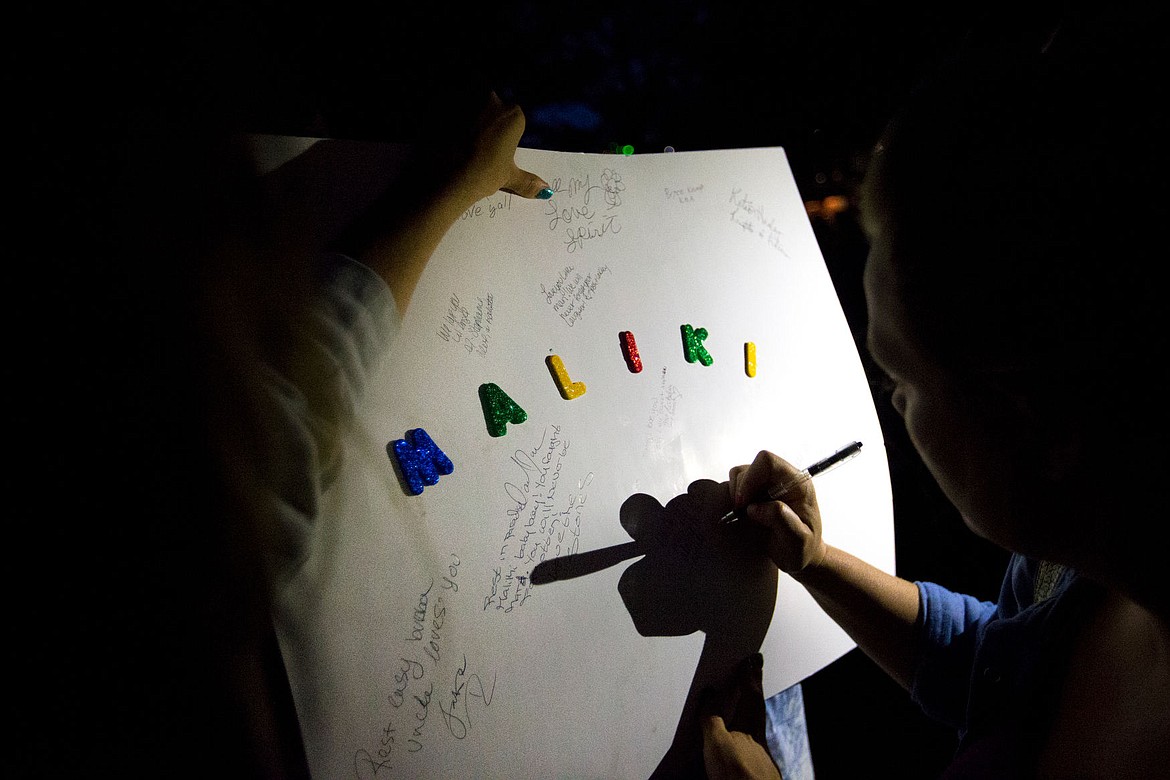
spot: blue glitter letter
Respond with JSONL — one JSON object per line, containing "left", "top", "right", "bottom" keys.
{"left": 388, "top": 428, "right": 454, "bottom": 495}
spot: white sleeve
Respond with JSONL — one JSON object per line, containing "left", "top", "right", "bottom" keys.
{"left": 257, "top": 253, "right": 399, "bottom": 584}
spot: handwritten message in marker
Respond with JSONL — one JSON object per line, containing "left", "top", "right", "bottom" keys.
{"left": 730, "top": 186, "right": 789, "bottom": 256}
{"left": 539, "top": 264, "right": 611, "bottom": 328}
{"left": 664, "top": 183, "right": 704, "bottom": 204}
{"left": 545, "top": 168, "right": 626, "bottom": 254}
{"left": 459, "top": 191, "right": 514, "bottom": 222}
{"left": 437, "top": 292, "right": 494, "bottom": 358}
{"left": 485, "top": 424, "right": 592, "bottom": 614}
{"left": 353, "top": 554, "right": 499, "bottom": 778}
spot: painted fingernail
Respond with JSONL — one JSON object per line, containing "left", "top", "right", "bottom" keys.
{"left": 536, "top": 187, "right": 554, "bottom": 200}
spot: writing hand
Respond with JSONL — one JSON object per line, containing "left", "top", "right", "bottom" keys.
{"left": 727, "top": 451, "right": 827, "bottom": 575}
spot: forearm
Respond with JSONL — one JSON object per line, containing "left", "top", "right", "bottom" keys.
{"left": 333, "top": 94, "right": 546, "bottom": 313}
{"left": 350, "top": 180, "right": 473, "bottom": 312}
{"left": 792, "top": 544, "right": 921, "bottom": 689}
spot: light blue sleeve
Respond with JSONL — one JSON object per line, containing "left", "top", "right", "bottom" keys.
{"left": 910, "top": 580, "right": 998, "bottom": 728}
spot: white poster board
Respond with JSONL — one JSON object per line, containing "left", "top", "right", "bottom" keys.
{"left": 271, "top": 144, "right": 895, "bottom": 779}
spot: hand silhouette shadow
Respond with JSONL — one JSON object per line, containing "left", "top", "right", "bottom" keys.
{"left": 618, "top": 479, "right": 778, "bottom": 778}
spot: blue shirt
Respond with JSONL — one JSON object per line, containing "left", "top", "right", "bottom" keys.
{"left": 913, "top": 555, "right": 1102, "bottom": 776}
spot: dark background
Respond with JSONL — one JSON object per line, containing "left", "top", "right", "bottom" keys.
{"left": 17, "top": 2, "right": 1119, "bottom": 777}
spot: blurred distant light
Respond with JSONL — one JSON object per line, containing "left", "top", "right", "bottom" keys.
{"left": 822, "top": 195, "right": 848, "bottom": 215}
{"left": 805, "top": 195, "right": 849, "bottom": 223}
{"left": 622, "top": 144, "right": 635, "bottom": 155}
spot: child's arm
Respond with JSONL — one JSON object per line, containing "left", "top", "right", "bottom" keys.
{"left": 728, "top": 450, "right": 921, "bottom": 688}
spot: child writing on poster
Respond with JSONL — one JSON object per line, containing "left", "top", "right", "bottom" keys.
{"left": 702, "top": 16, "right": 1169, "bottom": 780}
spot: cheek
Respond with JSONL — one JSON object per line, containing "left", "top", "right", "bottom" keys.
{"left": 901, "top": 385, "right": 1032, "bottom": 550}
{"left": 900, "top": 387, "right": 990, "bottom": 529}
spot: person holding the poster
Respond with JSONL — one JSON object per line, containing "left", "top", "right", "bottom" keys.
{"left": 701, "top": 19, "right": 1168, "bottom": 780}
{"left": 255, "top": 90, "right": 552, "bottom": 581}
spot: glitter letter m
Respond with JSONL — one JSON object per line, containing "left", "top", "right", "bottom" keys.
{"left": 388, "top": 428, "right": 454, "bottom": 495}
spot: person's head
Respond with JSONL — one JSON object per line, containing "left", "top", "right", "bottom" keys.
{"left": 860, "top": 36, "right": 1167, "bottom": 601}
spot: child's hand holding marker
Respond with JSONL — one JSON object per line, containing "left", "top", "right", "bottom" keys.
{"left": 724, "top": 442, "right": 861, "bottom": 575}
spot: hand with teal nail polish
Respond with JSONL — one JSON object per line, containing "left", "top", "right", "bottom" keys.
{"left": 456, "top": 91, "right": 552, "bottom": 203}
{"left": 331, "top": 91, "right": 551, "bottom": 311}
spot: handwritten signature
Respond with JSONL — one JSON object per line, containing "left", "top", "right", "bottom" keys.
{"left": 438, "top": 655, "right": 497, "bottom": 740}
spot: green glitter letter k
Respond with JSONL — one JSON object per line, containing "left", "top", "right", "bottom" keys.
{"left": 681, "top": 324, "right": 714, "bottom": 366}
{"left": 479, "top": 382, "right": 528, "bottom": 437}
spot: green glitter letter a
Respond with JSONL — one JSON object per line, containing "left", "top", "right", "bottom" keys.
{"left": 479, "top": 383, "right": 528, "bottom": 437}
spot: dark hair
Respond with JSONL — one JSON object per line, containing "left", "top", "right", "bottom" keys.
{"left": 864, "top": 41, "right": 1165, "bottom": 375}
{"left": 861, "top": 20, "right": 1168, "bottom": 520}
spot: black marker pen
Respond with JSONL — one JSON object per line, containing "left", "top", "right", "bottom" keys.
{"left": 720, "top": 441, "right": 863, "bottom": 525}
